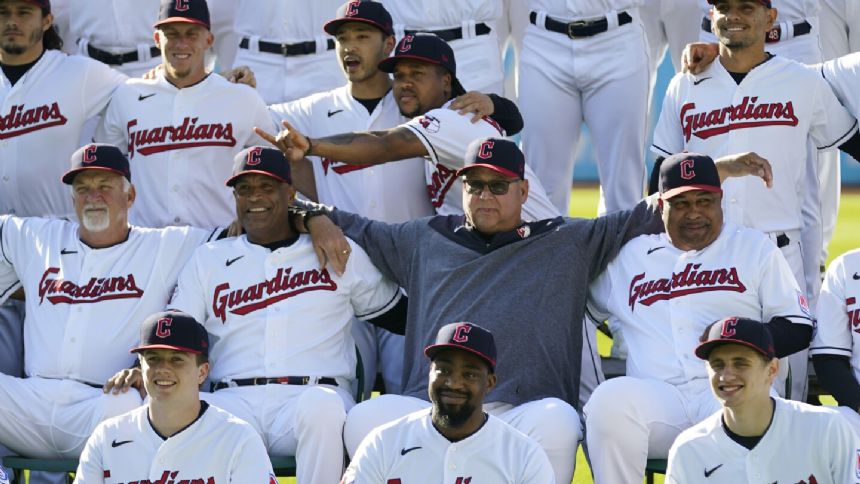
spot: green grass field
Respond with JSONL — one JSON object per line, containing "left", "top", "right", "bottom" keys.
{"left": 275, "top": 185, "right": 860, "bottom": 484}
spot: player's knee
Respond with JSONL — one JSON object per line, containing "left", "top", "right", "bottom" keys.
{"left": 294, "top": 387, "right": 346, "bottom": 431}
{"left": 344, "top": 395, "right": 399, "bottom": 457}
{"left": 584, "top": 377, "right": 638, "bottom": 434}
{"left": 517, "top": 398, "right": 582, "bottom": 450}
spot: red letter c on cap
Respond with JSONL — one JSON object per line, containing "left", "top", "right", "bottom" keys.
{"left": 345, "top": 0, "right": 360, "bottom": 16}
{"left": 156, "top": 317, "right": 173, "bottom": 339}
{"left": 720, "top": 317, "right": 738, "bottom": 337}
{"left": 477, "top": 140, "right": 494, "bottom": 160}
{"left": 174, "top": 0, "right": 190, "bottom": 11}
{"left": 83, "top": 145, "right": 98, "bottom": 164}
{"left": 247, "top": 147, "right": 263, "bottom": 166}
{"left": 680, "top": 159, "right": 696, "bottom": 180}
{"left": 452, "top": 324, "right": 471, "bottom": 343}
{"left": 399, "top": 35, "right": 414, "bottom": 53}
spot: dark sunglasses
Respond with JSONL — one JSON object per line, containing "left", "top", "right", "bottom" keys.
{"left": 463, "top": 179, "right": 520, "bottom": 195}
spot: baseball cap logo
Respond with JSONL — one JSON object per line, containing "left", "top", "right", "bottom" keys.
{"left": 720, "top": 317, "right": 738, "bottom": 337}
{"left": 477, "top": 140, "right": 494, "bottom": 159}
{"left": 399, "top": 35, "right": 414, "bottom": 53}
{"left": 82, "top": 145, "right": 98, "bottom": 164}
{"left": 680, "top": 159, "right": 696, "bottom": 180}
{"left": 452, "top": 324, "right": 471, "bottom": 343}
{"left": 174, "top": 0, "right": 190, "bottom": 11}
{"left": 155, "top": 317, "right": 173, "bottom": 339}
{"left": 246, "top": 147, "right": 263, "bottom": 166}
{"left": 345, "top": 0, "right": 360, "bottom": 16}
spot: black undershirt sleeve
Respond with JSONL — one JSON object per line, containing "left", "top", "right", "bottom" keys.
{"left": 838, "top": 130, "right": 860, "bottom": 160}
{"left": 488, "top": 94, "right": 524, "bottom": 136}
{"left": 812, "top": 354, "right": 860, "bottom": 409}
{"left": 648, "top": 157, "right": 665, "bottom": 195}
{"left": 364, "top": 295, "right": 408, "bottom": 335}
{"left": 766, "top": 317, "right": 813, "bottom": 358}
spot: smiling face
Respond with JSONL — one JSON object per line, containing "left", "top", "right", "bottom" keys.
{"left": 661, "top": 190, "right": 723, "bottom": 251}
{"left": 706, "top": 343, "right": 777, "bottom": 409}
{"left": 428, "top": 348, "right": 496, "bottom": 431}
{"left": 0, "top": 0, "right": 50, "bottom": 62}
{"left": 463, "top": 167, "right": 528, "bottom": 235}
{"left": 711, "top": 0, "right": 777, "bottom": 50}
{"left": 232, "top": 173, "right": 296, "bottom": 245}
{"left": 71, "top": 170, "right": 134, "bottom": 245}
{"left": 140, "top": 349, "right": 208, "bottom": 403}
{"left": 392, "top": 59, "right": 451, "bottom": 118}
{"left": 154, "top": 22, "right": 212, "bottom": 86}
{"left": 334, "top": 22, "right": 393, "bottom": 84}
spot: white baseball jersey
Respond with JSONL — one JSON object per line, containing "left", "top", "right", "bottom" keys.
{"left": 820, "top": 0, "right": 860, "bottom": 59}
{"left": 527, "top": 0, "right": 644, "bottom": 20}
{"left": 0, "top": 216, "right": 218, "bottom": 384}
{"left": 0, "top": 50, "right": 126, "bottom": 218}
{"left": 652, "top": 56, "right": 857, "bottom": 234}
{"left": 270, "top": 86, "right": 433, "bottom": 223}
{"left": 588, "top": 224, "right": 812, "bottom": 385}
{"left": 342, "top": 408, "right": 556, "bottom": 484}
{"left": 810, "top": 249, "right": 860, "bottom": 377}
{"left": 666, "top": 398, "right": 860, "bottom": 483}
{"left": 403, "top": 101, "right": 559, "bottom": 220}
{"left": 95, "top": 72, "right": 274, "bottom": 229}
{"left": 381, "top": 1, "right": 501, "bottom": 28}
{"left": 168, "top": 234, "right": 401, "bottom": 381}
{"left": 822, "top": 52, "right": 860, "bottom": 120}
{"left": 75, "top": 403, "right": 276, "bottom": 484}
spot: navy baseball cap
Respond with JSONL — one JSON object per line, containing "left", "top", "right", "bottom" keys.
{"left": 324, "top": 1, "right": 394, "bottom": 36}
{"left": 226, "top": 146, "right": 292, "bottom": 186}
{"left": 378, "top": 33, "right": 467, "bottom": 96}
{"left": 154, "top": 0, "right": 210, "bottom": 30}
{"left": 425, "top": 322, "right": 497, "bottom": 371}
{"left": 131, "top": 311, "right": 209, "bottom": 356}
{"left": 457, "top": 138, "right": 526, "bottom": 180}
{"left": 62, "top": 144, "right": 131, "bottom": 185}
{"left": 659, "top": 152, "right": 722, "bottom": 201}
{"left": 10, "top": 0, "right": 50, "bottom": 10}
{"left": 695, "top": 317, "right": 776, "bottom": 360}
{"left": 707, "top": 0, "right": 772, "bottom": 8}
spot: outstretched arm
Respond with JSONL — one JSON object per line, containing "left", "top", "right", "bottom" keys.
{"left": 256, "top": 121, "right": 428, "bottom": 165}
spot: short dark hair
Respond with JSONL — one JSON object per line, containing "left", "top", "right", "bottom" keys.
{"left": 195, "top": 353, "right": 208, "bottom": 366}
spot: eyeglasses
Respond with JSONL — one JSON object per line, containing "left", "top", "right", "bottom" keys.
{"left": 463, "top": 179, "right": 519, "bottom": 196}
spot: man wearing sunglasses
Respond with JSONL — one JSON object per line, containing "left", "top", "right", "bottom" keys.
{"left": 286, "top": 137, "right": 773, "bottom": 484}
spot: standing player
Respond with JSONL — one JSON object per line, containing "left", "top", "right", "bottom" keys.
{"left": 75, "top": 311, "right": 275, "bottom": 483}
{"left": 342, "top": 322, "right": 555, "bottom": 484}
{"left": 262, "top": 32, "right": 557, "bottom": 221}
{"left": 380, "top": 0, "right": 506, "bottom": 95}
{"left": 809, "top": 247, "right": 860, "bottom": 435}
{"left": 666, "top": 317, "right": 860, "bottom": 483}
{"left": 166, "top": 147, "right": 406, "bottom": 484}
{"left": 231, "top": 0, "right": 344, "bottom": 104}
{"left": 639, "top": 0, "right": 705, "bottom": 73}
{"left": 819, "top": 0, "right": 859, "bottom": 60}
{"left": 652, "top": 0, "right": 860, "bottom": 398}
{"left": 584, "top": 152, "right": 811, "bottom": 483}
{"left": 517, "top": 0, "right": 650, "bottom": 216}
{"left": 95, "top": 0, "right": 274, "bottom": 229}
{"left": 0, "top": 144, "right": 219, "bottom": 460}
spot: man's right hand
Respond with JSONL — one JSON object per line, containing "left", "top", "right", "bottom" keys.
{"left": 307, "top": 215, "right": 351, "bottom": 277}
{"left": 682, "top": 42, "right": 719, "bottom": 74}
{"left": 103, "top": 368, "right": 146, "bottom": 399}
{"left": 255, "top": 120, "right": 311, "bottom": 163}
{"left": 714, "top": 152, "right": 773, "bottom": 187}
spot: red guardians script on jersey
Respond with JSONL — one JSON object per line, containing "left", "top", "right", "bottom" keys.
{"left": 0, "top": 103, "right": 68, "bottom": 139}
{"left": 126, "top": 117, "right": 236, "bottom": 157}
{"left": 38, "top": 267, "right": 144, "bottom": 305}
{"left": 212, "top": 267, "right": 337, "bottom": 322}
{"left": 322, "top": 158, "right": 373, "bottom": 175}
{"left": 116, "top": 470, "right": 215, "bottom": 484}
{"left": 680, "top": 96, "right": 799, "bottom": 142}
{"left": 628, "top": 263, "right": 747, "bottom": 310}
{"left": 848, "top": 297, "right": 860, "bottom": 334}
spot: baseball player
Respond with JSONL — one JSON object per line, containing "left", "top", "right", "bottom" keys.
{"left": 0, "top": 144, "right": 220, "bottom": 461}
{"left": 666, "top": 317, "right": 860, "bottom": 483}
{"left": 809, "top": 247, "right": 860, "bottom": 435}
{"left": 262, "top": 32, "right": 558, "bottom": 221}
{"left": 639, "top": 0, "right": 706, "bottom": 73}
{"left": 165, "top": 146, "right": 406, "bottom": 484}
{"left": 819, "top": 0, "right": 860, "bottom": 60}
{"left": 75, "top": 311, "right": 276, "bottom": 484}
{"left": 231, "top": 0, "right": 344, "bottom": 104}
{"left": 652, "top": 0, "right": 860, "bottom": 398}
{"left": 517, "top": 0, "right": 650, "bottom": 216}
{"left": 380, "top": 0, "right": 506, "bottom": 95}
{"left": 584, "top": 152, "right": 812, "bottom": 483}
{"left": 94, "top": 0, "right": 274, "bottom": 229}
{"left": 341, "top": 322, "right": 555, "bottom": 484}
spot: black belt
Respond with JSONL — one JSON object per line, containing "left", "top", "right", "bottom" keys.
{"left": 404, "top": 23, "right": 491, "bottom": 43}
{"left": 239, "top": 37, "right": 335, "bottom": 57}
{"left": 776, "top": 233, "right": 790, "bottom": 248}
{"left": 701, "top": 18, "right": 811, "bottom": 43}
{"left": 530, "top": 11, "right": 632, "bottom": 39}
{"left": 87, "top": 44, "right": 160, "bottom": 66}
{"left": 211, "top": 376, "right": 338, "bottom": 391}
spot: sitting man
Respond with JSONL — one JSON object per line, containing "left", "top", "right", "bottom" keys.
{"left": 165, "top": 147, "right": 406, "bottom": 484}
{"left": 0, "top": 144, "right": 219, "bottom": 461}
{"left": 75, "top": 311, "right": 275, "bottom": 483}
{"left": 584, "top": 152, "right": 813, "bottom": 483}
{"left": 342, "top": 322, "right": 554, "bottom": 483}
{"left": 666, "top": 317, "right": 860, "bottom": 483}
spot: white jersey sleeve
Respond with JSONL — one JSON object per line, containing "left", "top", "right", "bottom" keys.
{"left": 810, "top": 249, "right": 859, "bottom": 360}
{"left": 81, "top": 57, "right": 129, "bottom": 120}
{"left": 651, "top": 73, "right": 686, "bottom": 158}
{"left": 403, "top": 105, "right": 504, "bottom": 172}
{"left": 342, "top": 241, "right": 403, "bottom": 320}
{"left": 821, "top": 52, "right": 860, "bottom": 120}
{"left": 75, "top": 417, "right": 108, "bottom": 484}
{"left": 586, "top": 267, "right": 613, "bottom": 325}
{"left": 168, "top": 248, "right": 210, "bottom": 325}
{"left": 808, "top": 64, "right": 859, "bottom": 150}
{"left": 0, "top": 216, "right": 22, "bottom": 305}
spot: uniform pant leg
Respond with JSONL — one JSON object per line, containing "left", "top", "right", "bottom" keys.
{"left": 493, "top": 397, "right": 581, "bottom": 484}
{"left": 351, "top": 318, "right": 379, "bottom": 398}
{"left": 584, "top": 377, "right": 697, "bottom": 484}
{"left": 343, "top": 394, "right": 428, "bottom": 458}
